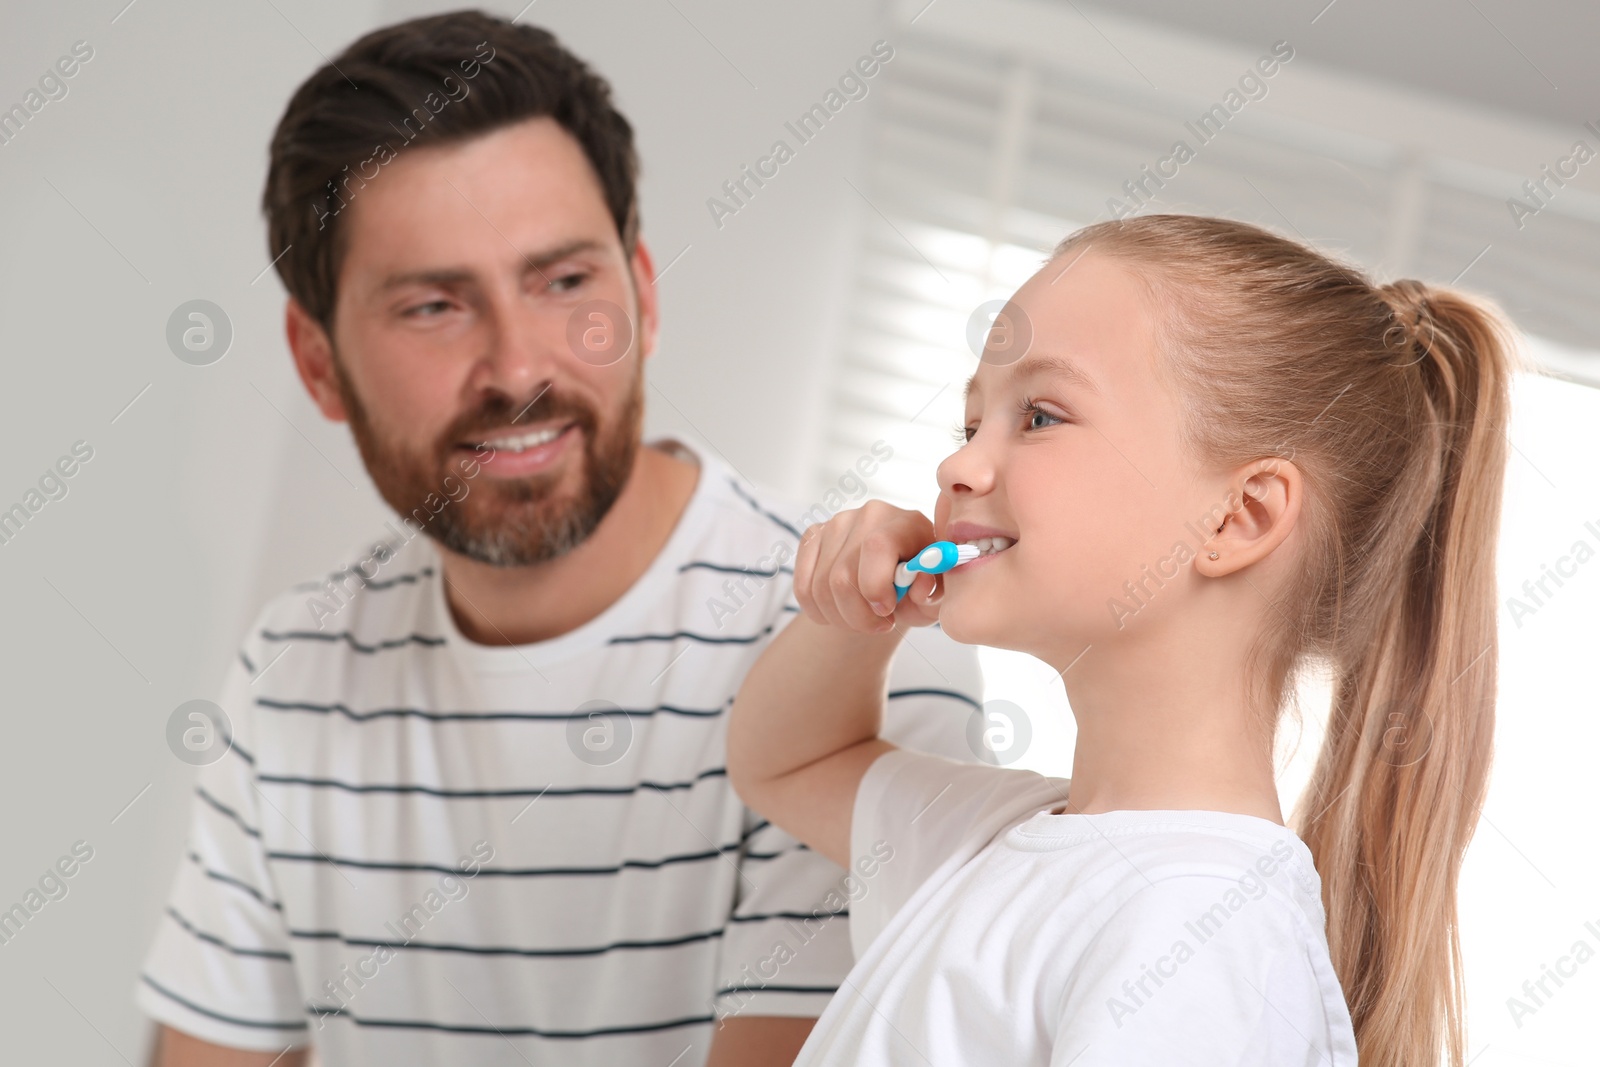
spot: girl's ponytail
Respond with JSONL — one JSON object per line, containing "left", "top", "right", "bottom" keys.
{"left": 1295, "top": 278, "right": 1521, "bottom": 1067}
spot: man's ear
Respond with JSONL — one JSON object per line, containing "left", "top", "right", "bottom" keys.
{"left": 284, "top": 298, "right": 349, "bottom": 423}
{"left": 628, "top": 237, "right": 660, "bottom": 363}
{"left": 1195, "top": 456, "right": 1302, "bottom": 577}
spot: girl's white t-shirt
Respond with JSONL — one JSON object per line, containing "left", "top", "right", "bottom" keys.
{"left": 794, "top": 748, "right": 1359, "bottom": 1065}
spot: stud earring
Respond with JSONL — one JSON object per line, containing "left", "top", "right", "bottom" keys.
{"left": 1208, "top": 551, "right": 1219, "bottom": 560}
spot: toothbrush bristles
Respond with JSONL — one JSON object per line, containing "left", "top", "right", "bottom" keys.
{"left": 954, "top": 544, "right": 981, "bottom": 563}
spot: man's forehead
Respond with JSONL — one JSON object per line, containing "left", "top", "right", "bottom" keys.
{"left": 342, "top": 119, "right": 610, "bottom": 252}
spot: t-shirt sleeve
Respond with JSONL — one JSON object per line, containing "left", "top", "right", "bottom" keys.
{"left": 1053, "top": 874, "right": 1353, "bottom": 1066}
{"left": 848, "top": 747, "right": 1071, "bottom": 960}
{"left": 713, "top": 808, "right": 858, "bottom": 1020}
{"left": 133, "top": 639, "right": 310, "bottom": 1051}
{"left": 713, "top": 606, "right": 997, "bottom": 1016}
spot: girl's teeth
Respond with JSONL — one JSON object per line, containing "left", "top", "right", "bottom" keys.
{"left": 964, "top": 536, "right": 1015, "bottom": 556}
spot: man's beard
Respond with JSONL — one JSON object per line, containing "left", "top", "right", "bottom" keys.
{"left": 332, "top": 348, "right": 645, "bottom": 568}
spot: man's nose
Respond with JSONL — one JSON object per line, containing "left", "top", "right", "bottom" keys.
{"left": 473, "top": 292, "right": 561, "bottom": 398}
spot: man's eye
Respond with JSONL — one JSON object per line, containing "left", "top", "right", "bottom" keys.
{"left": 405, "top": 300, "right": 451, "bottom": 317}
{"left": 549, "top": 272, "right": 588, "bottom": 293}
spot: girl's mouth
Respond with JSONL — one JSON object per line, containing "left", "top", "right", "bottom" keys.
{"left": 953, "top": 536, "right": 1015, "bottom": 569}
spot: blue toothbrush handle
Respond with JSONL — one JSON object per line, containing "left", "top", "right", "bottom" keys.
{"left": 893, "top": 563, "right": 915, "bottom": 601}
{"left": 893, "top": 541, "right": 960, "bottom": 600}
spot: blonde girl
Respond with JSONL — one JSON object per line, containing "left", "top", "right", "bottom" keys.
{"left": 728, "top": 214, "right": 1521, "bottom": 1065}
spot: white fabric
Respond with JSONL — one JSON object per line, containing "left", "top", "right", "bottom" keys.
{"left": 134, "top": 438, "right": 986, "bottom": 1066}
{"left": 795, "top": 747, "right": 1359, "bottom": 1065}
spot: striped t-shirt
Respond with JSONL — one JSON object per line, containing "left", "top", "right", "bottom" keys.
{"left": 135, "top": 437, "right": 986, "bottom": 1066}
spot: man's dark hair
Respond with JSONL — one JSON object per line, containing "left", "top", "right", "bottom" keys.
{"left": 262, "top": 8, "right": 639, "bottom": 332}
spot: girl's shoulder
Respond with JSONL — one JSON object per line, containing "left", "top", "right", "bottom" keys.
{"left": 1005, "top": 807, "right": 1330, "bottom": 941}
{"left": 1012, "top": 819, "right": 1356, "bottom": 1065}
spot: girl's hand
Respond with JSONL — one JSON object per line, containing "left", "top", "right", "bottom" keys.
{"left": 794, "top": 500, "right": 943, "bottom": 634}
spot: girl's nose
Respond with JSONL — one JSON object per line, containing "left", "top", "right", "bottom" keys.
{"left": 937, "top": 436, "right": 996, "bottom": 496}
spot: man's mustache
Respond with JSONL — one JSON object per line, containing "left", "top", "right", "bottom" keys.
{"left": 441, "top": 391, "right": 598, "bottom": 446}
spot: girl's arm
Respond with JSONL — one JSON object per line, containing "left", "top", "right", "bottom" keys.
{"left": 727, "top": 611, "right": 901, "bottom": 869}
{"left": 727, "top": 501, "right": 942, "bottom": 870}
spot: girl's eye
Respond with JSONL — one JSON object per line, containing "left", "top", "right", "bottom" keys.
{"left": 940, "top": 403, "right": 1068, "bottom": 447}
{"left": 950, "top": 398, "right": 1067, "bottom": 446}
{"left": 1017, "top": 396, "right": 1065, "bottom": 431}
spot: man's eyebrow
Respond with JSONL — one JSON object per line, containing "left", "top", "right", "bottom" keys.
{"left": 961, "top": 354, "right": 1102, "bottom": 403}
{"left": 376, "top": 239, "right": 606, "bottom": 291}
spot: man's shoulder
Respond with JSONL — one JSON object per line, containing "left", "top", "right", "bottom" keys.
{"left": 244, "top": 527, "right": 437, "bottom": 654}
{"left": 658, "top": 435, "right": 909, "bottom": 564}
{"left": 698, "top": 460, "right": 811, "bottom": 551}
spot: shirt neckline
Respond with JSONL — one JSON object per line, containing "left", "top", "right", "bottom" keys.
{"left": 424, "top": 435, "right": 715, "bottom": 673}
{"left": 1008, "top": 803, "right": 1320, "bottom": 878}
{"left": 1010, "top": 804, "right": 1305, "bottom": 849}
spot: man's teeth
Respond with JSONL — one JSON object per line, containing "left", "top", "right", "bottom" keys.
{"left": 479, "top": 424, "right": 568, "bottom": 452}
{"left": 962, "top": 536, "right": 1015, "bottom": 556}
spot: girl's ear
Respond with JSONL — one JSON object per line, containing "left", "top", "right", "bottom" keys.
{"left": 1196, "top": 456, "right": 1303, "bottom": 577}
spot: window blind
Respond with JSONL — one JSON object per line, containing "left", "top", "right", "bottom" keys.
{"left": 822, "top": 25, "right": 1600, "bottom": 513}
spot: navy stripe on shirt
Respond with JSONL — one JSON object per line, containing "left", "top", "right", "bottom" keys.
{"left": 290, "top": 567, "right": 436, "bottom": 594}
{"left": 255, "top": 698, "right": 727, "bottom": 722}
{"left": 253, "top": 766, "right": 728, "bottom": 799}
{"left": 260, "top": 629, "right": 447, "bottom": 654}
{"left": 256, "top": 689, "right": 970, "bottom": 725}
{"left": 263, "top": 842, "right": 769, "bottom": 877}
{"left": 302, "top": 1004, "right": 715, "bottom": 1039}
{"left": 715, "top": 982, "right": 838, "bottom": 999}
{"left": 187, "top": 850, "right": 281, "bottom": 911}
{"left": 141, "top": 973, "right": 307, "bottom": 1031}
{"left": 286, "top": 925, "right": 726, "bottom": 958}
{"left": 195, "top": 786, "right": 261, "bottom": 838}
{"left": 165, "top": 906, "right": 293, "bottom": 961}
{"left": 726, "top": 477, "right": 805, "bottom": 540}
{"left": 608, "top": 624, "right": 776, "bottom": 646}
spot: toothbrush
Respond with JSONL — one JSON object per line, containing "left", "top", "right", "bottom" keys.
{"left": 893, "top": 540, "right": 981, "bottom": 601}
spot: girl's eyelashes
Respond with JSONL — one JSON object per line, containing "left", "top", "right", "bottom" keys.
{"left": 950, "top": 396, "right": 1068, "bottom": 444}
{"left": 1015, "top": 394, "right": 1066, "bottom": 431}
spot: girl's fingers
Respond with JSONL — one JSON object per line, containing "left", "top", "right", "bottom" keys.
{"left": 856, "top": 528, "right": 903, "bottom": 619}
{"left": 794, "top": 504, "right": 942, "bottom": 634}
{"left": 880, "top": 568, "right": 941, "bottom": 629}
{"left": 806, "top": 514, "right": 853, "bottom": 629}
{"left": 832, "top": 533, "right": 892, "bottom": 633}
{"left": 792, "top": 523, "right": 827, "bottom": 624}
{"left": 804, "top": 518, "right": 890, "bottom": 633}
